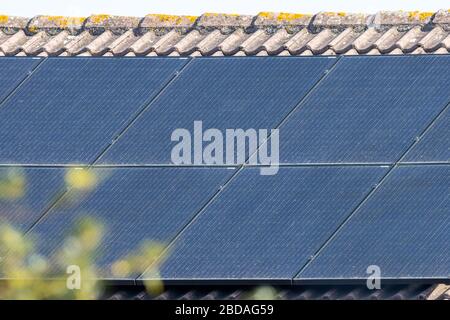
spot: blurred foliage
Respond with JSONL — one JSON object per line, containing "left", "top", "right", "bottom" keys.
{"left": 65, "top": 168, "right": 98, "bottom": 192}
{"left": 0, "top": 219, "right": 167, "bottom": 300}
{"left": 248, "top": 286, "right": 279, "bottom": 300}
{"left": 0, "top": 167, "right": 167, "bottom": 299}
{"left": 132, "top": 242, "right": 168, "bottom": 296}
{"left": 0, "top": 166, "right": 277, "bottom": 300}
{"left": 0, "top": 168, "right": 26, "bottom": 200}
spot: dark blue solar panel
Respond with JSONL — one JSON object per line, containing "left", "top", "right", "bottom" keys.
{"left": 298, "top": 165, "right": 450, "bottom": 281}
{"left": 0, "top": 168, "right": 65, "bottom": 232}
{"left": 25, "top": 168, "right": 235, "bottom": 278}
{"left": 402, "top": 107, "right": 450, "bottom": 163}
{"left": 99, "top": 57, "right": 336, "bottom": 165}
{"left": 141, "top": 166, "right": 388, "bottom": 282}
{"left": 0, "top": 58, "right": 41, "bottom": 102}
{"left": 275, "top": 55, "right": 450, "bottom": 164}
{"left": 0, "top": 58, "right": 187, "bottom": 165}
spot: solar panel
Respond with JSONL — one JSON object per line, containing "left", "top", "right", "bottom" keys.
{"left": 23, "top": 167, "right": 235, "bottom": 278}
{"left": 0, "top": 167, "right": 65, "bottom": 232}
{"left": 141, "top": 166, "right": 388, "bottom": 282}
{"left": 275, "top": 55, "right": 450, "bottom": 164}
{"left": 0, "top": 58, "right": 41, "bottom": 102}
{"left": 402, "top": 107, "right": 450, "bottom": 163}
{"left": 98, "top": 57, "right": 336, "bottom": 165}
{"left": 0, "top": 58, "right": 187, "bottom": 165}
{"left": 298, "top": 165, "right": 450, "bottom": 282}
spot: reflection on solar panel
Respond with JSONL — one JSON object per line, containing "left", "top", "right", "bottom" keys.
{"left": 0, "top": 58, "right": 41, "bottom": 102}
{"left": 277, "top": 55, "right": 450, "bottom": 164}
{"left": 402, "top": 107, "right": 450, "bottom": 163}
{"left": 0, "top": 168, "right": 65, "bottom": 233}
{"left": 0, "top": 58, "right": 187, "bottom": 164}
{"left": 298, "top": 165, "right": 450, "bottom": 282}
{"left": 142, "top": 166, "right": 388, "bottom": 282}
{"left": 99, "top": 57, "right": 336, "bottom": 165}
{"left": 24, "top": 168, "right": 235, "bottom": 278}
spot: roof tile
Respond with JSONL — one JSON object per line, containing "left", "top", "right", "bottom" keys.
{"left": 141, "top": 14, "right": 196, "bottom": 29}
{"left": 284, "top": 28, "right": 315, "bottom": 54}
{"left": 418, "top": 26, "right": 448, "bottom": 51}
{"left": 373, "top": 10, "right": 433, "bottom": 26}
{"left": 328, "top": 27, "right": 360, "bottom": 53}
{"left": 312, "top": 12, "right": 371, "bottom": 27}
{"left": 306, "top": 28, "right": 336, "bottom": 54}
{"left": 104, "top": 284, "right": 441, "bottom": 300}
{"left": 63, "top": 31, "right": 95, "bottom": 55}
{"left": 261, "top": 29, "right": 291, "bottom": 54}
{"left": 28, "top": 16, "right": 85, "bottom": 34}
{"left": 254, "top": 12, "right": 312, "bottom": 27}
{"left": 108, "top": 30, "right": 138, "bottom": 56}
{"left": 197, "top": 13, "right": 253, "bottom": 29}
{"left": 373, "top": 28, "right": 405, "bottom": 53}
{"left": 195, "top": 30, "right": 228, "bottom": 55}
{"left": 219, "top": 29, "right": 249, "bottom": 55}
{"left": 432, "top": 9, "right": 450, "bottom": 27}
{"left": 21, "top": 30, "right": 50, "bottom": 55}
{"left": 352, "top": 27, "right": 381, "bottom": 52}
{"left": 152, "top": 30, "right": 182, "bottom": 55}
{"left": 240, "top": 29, "right": 272, "bottom": 54}
{"left": 0, "top": 11, "right": 449, "bottom": 57}
{"left": 396, "top": 26, "right": 427, "bottom": 52}
{"left": 85, "top": 30, "right": 117, "bottom": 55}
{"left": 0, "top": 30, "right": 27, "bottom": 55}
{"left": 42, "top": 30, "right": 70, "bottom": 55}
{"left": 129, "top": 31, "right": 158, "bottom": 55}
{"left": 173, "top": 29, "right": 204, "bottom": 54}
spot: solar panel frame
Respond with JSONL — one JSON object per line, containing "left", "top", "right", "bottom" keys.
{"left": 0, "top": 57, "right": 42, "bottom": 104}
{"left": 273, "top": 55, "right": 450, "bottom": 165}
{"left": 402, "top": 104, "right": 450, "bottom": 163}
{"left": 0, "top": 57, "right": 189, "bottom": 165}
{"left": 140, "top": 166, "right": 389, "bottom": 284}
{"left": 19, "top": 167, "right": 236, "bottom": 280}
{"left": 297, "top": 165, "right": 450, "bottom": 283}
{"left": 0, "top": 167, "right": 66, "bottom": 233}
{"left": 98, "top": 57, "right": 337, "bottom": 165}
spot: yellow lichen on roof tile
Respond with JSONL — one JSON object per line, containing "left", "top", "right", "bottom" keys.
{"left": 408, "top": 11, "right": 433, "bottom": 21}
{"left": 90, "top": 14, "right": 111, "bottom": 24}
{"left": 258, "top": 12, "right": 275, "bottom": 19}
{"left": 147, "top": 14, "right": 197, "bottom": 24}
{"left": 69, "top": 16, "right": 86, "bottom": 25}
{"left": 0, "top": 15, "right": 9, "bottom": 24}
{"left": 277, "top": 12, "right": 311, "bottom": 21}
{"left": 185, "top": 15, "right": 198, "bottom": 23}
{"left": 45, "top": 16, "right": 85, "bottom": 28}
{"left": 324, "top": 12, "right": 346, "bottom": 16}
{"left": 204, "top": 13, "right": 240, "bottom": 17}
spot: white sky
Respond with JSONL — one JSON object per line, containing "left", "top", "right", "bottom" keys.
{"left": 0, "top": 0, "right": 449, "bottom": 17}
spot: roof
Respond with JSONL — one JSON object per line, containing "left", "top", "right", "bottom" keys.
{"left": 104, "top": 284, "right": 450, "bottom": 300}
{"left": 1, "top": 10, "right": 450, "bottom": 57}
{"left": 0, "top": 46, "right": 449, "bottom": 299}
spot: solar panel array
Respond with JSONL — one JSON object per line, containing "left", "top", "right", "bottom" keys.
{"left": 0, "top": 58, "right": 187, "bottom": 164}
{"left": 0, "top": 56, "right": 448, "bottom": 284}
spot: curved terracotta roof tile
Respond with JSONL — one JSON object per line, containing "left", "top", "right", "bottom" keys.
{"left": 0, "top": 11, "right": 449, "bottom": 56}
